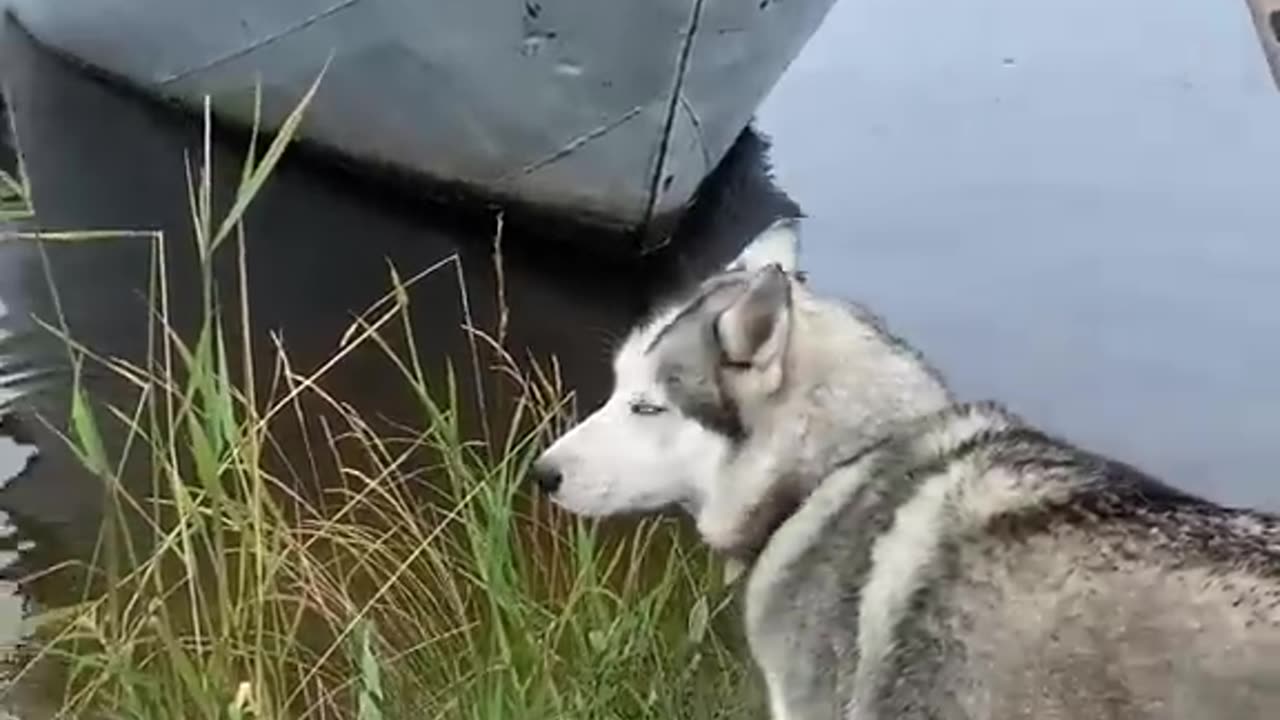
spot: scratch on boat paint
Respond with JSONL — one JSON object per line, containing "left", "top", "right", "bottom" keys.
{"left": 678, "top": 92, "right": 712, "bottom": 172}
{"left": 496, "top": 105, "right": 645, "bottom": 182}
{"left": 642, "top": 0, "right": 708, "bottom": 230}
{"left": 158, "top": 0, "right": 364, "bottom": 86}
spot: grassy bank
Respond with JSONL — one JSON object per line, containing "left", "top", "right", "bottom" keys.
{"left": 4, "top": 84, "right": 756, "bottom": 719}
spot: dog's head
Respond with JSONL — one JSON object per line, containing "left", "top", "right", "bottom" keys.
{"left": 531, "top": 218, "right": 950, "bottom": 555}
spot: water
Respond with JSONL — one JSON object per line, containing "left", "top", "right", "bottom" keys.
{"left": 0, "top": 0, "right": 1279, "bottom": 711}
{"left": 756, "top": 0, "right": 1280, "bottom": 506}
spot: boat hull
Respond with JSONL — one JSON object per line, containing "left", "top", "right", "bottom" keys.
{"left": 7, "top": 0, "right": 836, "bottom": 247}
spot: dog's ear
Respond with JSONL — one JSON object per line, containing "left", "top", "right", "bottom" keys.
{"left": 724, "top": 217, "right": 801, "bottom": 274}
{"left": 715, "top": 265, "right": 792, "bottom": 369}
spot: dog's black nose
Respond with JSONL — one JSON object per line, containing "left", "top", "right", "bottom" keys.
{"left": 529, "top": 462, "right": 562, "bottom": 494}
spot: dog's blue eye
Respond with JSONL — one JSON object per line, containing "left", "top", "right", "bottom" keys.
{"left": 630, "top": 401, "right": 667, "bottom": 416}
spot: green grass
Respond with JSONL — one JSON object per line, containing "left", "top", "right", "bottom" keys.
{"left": 1, "top": 79, "right": 759, "bottom": 718}
{"left": 0, "top": 90, "right": 35, "bottom": 223}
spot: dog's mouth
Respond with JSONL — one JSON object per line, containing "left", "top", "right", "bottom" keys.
{"left": 545, "top": 490, "right": 693, "bottom": 525}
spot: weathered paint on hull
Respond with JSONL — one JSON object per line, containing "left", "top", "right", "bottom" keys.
{"left": 6, "top": 0, "right": 837, "bottom": 248}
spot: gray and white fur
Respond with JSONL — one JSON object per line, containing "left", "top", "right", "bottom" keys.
{"left": 531, "top": 218, "right": 1280, "bottom": 720}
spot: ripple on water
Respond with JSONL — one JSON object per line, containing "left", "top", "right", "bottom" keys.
{"left": 0, "top": 427, "right": 35, "bottom": 718}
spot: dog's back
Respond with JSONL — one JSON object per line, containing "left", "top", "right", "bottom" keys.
{"left": 746, "top": 402, "right": 1280, "bottom": 720}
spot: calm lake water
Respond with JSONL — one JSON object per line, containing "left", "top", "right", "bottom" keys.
{"left": 0, "top": 0, "right": 1279, "bottom": 712}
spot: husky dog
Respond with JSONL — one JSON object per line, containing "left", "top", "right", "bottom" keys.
{"left": 530, "top": 218, "right": 1280, "bottom": 719}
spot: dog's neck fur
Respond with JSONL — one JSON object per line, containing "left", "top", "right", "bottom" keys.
{"left": 699, "top": 289, "right": 953, "bottom": 561}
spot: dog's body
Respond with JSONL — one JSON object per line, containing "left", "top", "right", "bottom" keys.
{"left": 746, "top": 401, "right": 1280, "bottom": 719}
{"left": 531, "top": 219, "right": 1280, "bottom": 719}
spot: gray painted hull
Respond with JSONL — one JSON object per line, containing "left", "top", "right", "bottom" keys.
{"left": 1245, "top": 0, "right": 1280, "bottom": 90}
{"left": 6, "top": 0, "right": 837, "bottom": 245}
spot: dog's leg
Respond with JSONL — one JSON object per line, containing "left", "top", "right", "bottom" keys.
{"left": 765, "top": 673, "right": 797, "bottom": 720}
{"left": 762, "top": 667, "right": 832, "bottom": 720}
{"left": 750, "top": 581, "right": 838, "bottom": 719}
